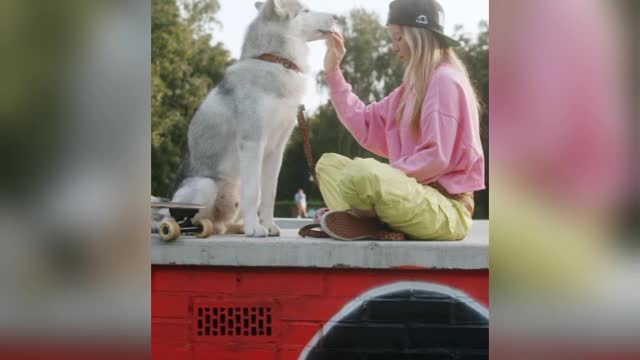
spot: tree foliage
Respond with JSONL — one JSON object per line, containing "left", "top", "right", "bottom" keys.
{"left": 453, "top": 21, "right": 489, "bottom": 219}
{"left": 151, "top": 0, "right": 231, "bottom": 196}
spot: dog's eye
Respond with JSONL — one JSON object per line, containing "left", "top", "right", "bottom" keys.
{"left": 303, "top": 9, "right": 310, "bottom": 13}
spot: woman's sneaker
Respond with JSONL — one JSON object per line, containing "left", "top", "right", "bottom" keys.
{"left": 313, "top": 207, "right": 331, "bottom": 224}
{"left": 298, "top": 207, "right": 331, "bottom": 238}
{"left": 320, "top": 210, "right": 406, "bottom": 241}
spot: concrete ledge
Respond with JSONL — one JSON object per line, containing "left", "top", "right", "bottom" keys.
{"left": 151, "top": 220, "right": 488, "bottom": 270}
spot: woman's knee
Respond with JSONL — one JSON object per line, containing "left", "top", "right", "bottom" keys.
{"left": 315, "top": 153, "right": 348, "bottom": 175}
{"left": 338, "top": 160, "right": 384, "bottom": 209}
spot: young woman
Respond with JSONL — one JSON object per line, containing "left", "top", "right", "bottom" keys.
{"left": 315, "top": 0, "right": 485, "bottom": 240}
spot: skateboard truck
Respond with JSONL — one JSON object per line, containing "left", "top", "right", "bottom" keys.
{"left": 153, "top": 203, "right": 214, "bottom": 241}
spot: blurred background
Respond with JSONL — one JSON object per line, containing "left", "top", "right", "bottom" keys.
{"left": 1, "top": 0, "right": 150, "bottom": 358}
{"left": 0, "top": 0, "right": 637, "bottom": 359}
{"left": 150, "top": 0, "right": 490, "bottom": 219}
{"left": 490, "top": 0, "right": 639, "bottom": 358}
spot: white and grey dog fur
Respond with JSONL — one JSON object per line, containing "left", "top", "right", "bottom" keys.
{"left": 156, "top": 0, "right": 339, "bottom": 237}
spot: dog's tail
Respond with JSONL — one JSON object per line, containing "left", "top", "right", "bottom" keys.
{"left": 225, "top": 222, "right": 245, "bottom": 234}
{"left": 223, "top": 209, "right": 245, "bottom": 234}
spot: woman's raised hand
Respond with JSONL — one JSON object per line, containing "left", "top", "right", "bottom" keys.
{"left": 324, "top": 32, "right": 346, "bottom": 72}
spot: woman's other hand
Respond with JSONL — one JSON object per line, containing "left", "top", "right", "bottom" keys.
{"left": 324, "top": 32, "right": 346, "bottom": 72}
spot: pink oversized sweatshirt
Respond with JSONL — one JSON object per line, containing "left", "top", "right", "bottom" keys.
{"left": 325, "top": 64, "right": 485, "bottom": 194}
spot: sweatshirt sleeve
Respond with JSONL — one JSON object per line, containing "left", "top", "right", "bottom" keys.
{"left": 325, "top": 69, "right": 400, "bottom": 158}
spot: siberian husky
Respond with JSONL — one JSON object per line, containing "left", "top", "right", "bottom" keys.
{"left": 156, "top": 0, "right": 339, "bottom": 237}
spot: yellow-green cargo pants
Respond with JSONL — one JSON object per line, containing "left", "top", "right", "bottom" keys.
{"left": 316, "top": 153, "right": 473, "bottom": 240}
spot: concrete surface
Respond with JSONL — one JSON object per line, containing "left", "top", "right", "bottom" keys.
{"left": 151, "top": 219, "right": 488, "bottom": 270}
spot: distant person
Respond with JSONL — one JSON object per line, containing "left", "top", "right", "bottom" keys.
{"left": 294, "top": 188, "right": 308, "bottom": 218}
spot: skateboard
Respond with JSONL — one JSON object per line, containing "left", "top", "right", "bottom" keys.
{"left": 152, "top": 202, "right": 214, "bottom": 241}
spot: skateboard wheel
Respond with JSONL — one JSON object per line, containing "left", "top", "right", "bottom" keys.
{"left": 194, "top": 218, "right": 214, "bottom": 238}
{"left": 159, "top": 219, "right": 181, "bottom": 241}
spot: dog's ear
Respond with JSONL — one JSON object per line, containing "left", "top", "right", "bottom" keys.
{"left": 254, "top": 2, "right": 264, "bottom": 11}
{"left": 260, "top": 0, "right": 289, "bottom": 19}
{"left": 272, "top": 0, "right": 286, "bottom": 17}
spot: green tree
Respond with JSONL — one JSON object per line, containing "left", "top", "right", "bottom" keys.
{"left": 314, "top": 9, "right": 405, "bottom": 158}
{"left": 453, "top": 21, "right": 489, "bottom": 219}
{"left": 151, "top": 0, "right": 231, "bottom": 196}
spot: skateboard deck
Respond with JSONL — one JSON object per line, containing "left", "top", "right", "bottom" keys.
{"left": 151, "top": 202, "right": 206, "bottom": 209}
{"left": 152, "top": 202, "right": 213, "bottom": 241}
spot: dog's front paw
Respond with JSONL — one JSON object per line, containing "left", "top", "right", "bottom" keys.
{"left": 263, "top": 222, "right": 280, "bottom": 237}
{"left": 244, "top": 223, "right": 269, "bottom": 237}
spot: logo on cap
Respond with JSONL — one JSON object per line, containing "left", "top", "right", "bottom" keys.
{"left": 416, "top": 15, "right": 429, "bottom": 25}
{"left": 437, "top": 10, "right": 445, "bottom": 26}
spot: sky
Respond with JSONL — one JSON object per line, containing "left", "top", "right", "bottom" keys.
{"left": 214, "top": 0, "right": 488, "bottom": 112}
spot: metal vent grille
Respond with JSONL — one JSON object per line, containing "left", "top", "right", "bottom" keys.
{"left": 195, "top": 306, "right": 273, "bottom": 337}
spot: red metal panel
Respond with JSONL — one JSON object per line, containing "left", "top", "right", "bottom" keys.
{"left": 151, "top": 343, "right": 192, "bottom": 360}
{"left": 152, "top": 319, "right": 191, "bottom": 344}
{"left": 152, "top": 266, "right": 489, "bottom": 359}
{"left": 236, "top": 270, "right": 325, "bottom": 296}
{"left": 279, "top": 322, "right": 323, "bottom": 348}
{"left": 152, "top": 293, "right": 191, "bottom": 318}
{"left": 279, "top": 296, "right": 351, "bottom": 322}
{"left": 152, "top": 267, "right": 237, "bottom": 294}
{"left": 193, "top": 344, "right": 277, "bottom": 360}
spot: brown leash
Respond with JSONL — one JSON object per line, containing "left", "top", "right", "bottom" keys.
{"left": 297, "top": 105, "right": 319, "bottom": 187}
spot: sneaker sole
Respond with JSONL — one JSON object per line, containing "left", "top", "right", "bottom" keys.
{"left": 320, "top": 210, "right": 386, "bottom": 241}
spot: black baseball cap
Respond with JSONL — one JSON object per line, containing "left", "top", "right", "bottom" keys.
{"left": 387, "top": 0, "right": 461, "bottom": 48}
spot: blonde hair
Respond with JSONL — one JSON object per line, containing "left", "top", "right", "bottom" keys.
{"left": 395, "top": 26, "right": 481, "bottom": 136}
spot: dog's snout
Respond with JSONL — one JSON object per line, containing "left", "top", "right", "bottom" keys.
{"left": 332, "top": 15, "right": 347, "bottom": 27}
